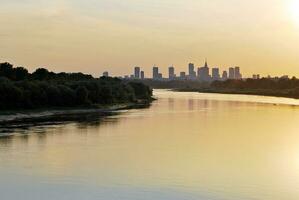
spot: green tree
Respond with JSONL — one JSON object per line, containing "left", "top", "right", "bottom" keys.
{"left": 14, "top": 67, "right": 29, "bottom": 81}
{"left": 76, "top": 86, "right": 89, "bottom": 105}
{"left": 32, "top": 68, "right": 49, "bottom": 80}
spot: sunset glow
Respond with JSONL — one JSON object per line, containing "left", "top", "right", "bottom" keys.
{"left": 0, "top": 0, "right": 298, "bottom": 77}
{"left": 289, "top": 0, "right": 299, "bottom": 25}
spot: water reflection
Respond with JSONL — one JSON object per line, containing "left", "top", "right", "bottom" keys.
{"left": 1, "top": 90, "right": 299, "bottom": 200}
{"left": 0, "top": 111, "right": 121, "bottom": 137}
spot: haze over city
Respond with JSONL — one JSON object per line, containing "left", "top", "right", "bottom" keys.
{"left": 1, "top": 0, "right": 299, "bottom": 77}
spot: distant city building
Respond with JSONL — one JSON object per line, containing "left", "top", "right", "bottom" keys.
{"left": 116, "top": 62, "right": 245, "bottom": 82}
{"left": 169, "top": 66, "right": 175, "bottom": 80}
{"left": 229, "top": 67, "right": 235, "bottom": 79}
{"left": 158, "top": 73, "right": 163, "bottom": 79}
{"left": 234, "top": 66, "right": 242, "bottom": 79}
{"left": 188, "top": 63, "right": 196, "bottom": 80}
{"left": 222, "top": 71, "right": 228, "bottom": 80}
{"left": 153, "top": 66, "right": 159, "bottom": 80}
{"left": 103, "top": 71, "right": 109, "bottom": 77}
{"left": 180, "top": 72, "right": 186, "bottom": 79}
{"left": 134, "top": 66, "right": 140, "bottom": 79}
{"left": 198, "top": 60, "right": 210, "bottom": 81}
{"left": 212, "top": 68, "right": 220, "bottom": 80}
{"left": 253, "top": 74, "right": 260, "bottom": 79}
{"left": 141, "top": 71, "right": 145, "bottom": 79}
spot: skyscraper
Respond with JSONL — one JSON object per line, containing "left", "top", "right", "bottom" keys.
{"left": 140, "top": 71, "right": 145, "bottom": 79}
{"left": 212, "top": 68, "right": 220, "bottom": 80}
{"left": 153, "top": 66, "right": 159, "bottom": 80}
{"left": 229, "top": 67, "right": 235, "bottom": 79}
{"left": 188, "top": 63, "right": 196, "bottom": 80}
{"left": 198, "top": 60, "right": 210, "bottom": 81}
{"left": 222, "top": 71, "right": 228, "bottom": 80}
{"left": 134, "top": 66, "right": 140, "bottom": 79}
{"left": 169, "top": 66, "right": 175, "bottom": 80}
{"left": 234, "top": 66, "right": 242, "bottom": 79}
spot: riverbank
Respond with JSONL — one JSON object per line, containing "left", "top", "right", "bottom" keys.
{"left": 0, "top": 101, "right": 152, "bottom": 125}
{"left": 175, "top": 88, "right": 299, "bottom": 100}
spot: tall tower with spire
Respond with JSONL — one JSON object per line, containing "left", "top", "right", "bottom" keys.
{"left": 204, "top": 58, "right": 208, "bottom": 68}
{"left": 198, "top": 58, "right": 210, "bottom": 81}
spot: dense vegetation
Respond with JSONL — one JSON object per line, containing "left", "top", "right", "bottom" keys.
{"left": 139, "top": 76, "right": 299, "bottom": 99}
{"left": 0, "top": 62, "right": 152, "bottom": 110}
{"left": 178, "top": 78, "right": 299, "bottom": 99}
{"left": 208, "top": 78, "right": 299, "bottom": 98}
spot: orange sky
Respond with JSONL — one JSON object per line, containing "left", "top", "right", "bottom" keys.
{"left": 0, "top": 0, "right": 298, "bottom": 78}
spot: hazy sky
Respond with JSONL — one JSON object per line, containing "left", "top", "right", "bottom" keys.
{"left": 0, "top": 0, "right": 299, "bottom": 77}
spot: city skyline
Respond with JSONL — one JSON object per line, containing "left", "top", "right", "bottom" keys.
{"left": 1, "top": 0, "right": 299, "bottom": 77}
{"left": 106, "top": 60, "right": 294, "bottom": 81}
{"left": 2, "top": 59, "right": 298, "bottom": 79}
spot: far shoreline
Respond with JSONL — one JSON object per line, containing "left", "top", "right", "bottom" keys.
{"left": 173, "top": 88, "right": 299, "bottom": 100}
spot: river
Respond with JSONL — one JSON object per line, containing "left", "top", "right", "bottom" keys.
{"left": 1, "top": 89, "right": 299, "bottom": 200}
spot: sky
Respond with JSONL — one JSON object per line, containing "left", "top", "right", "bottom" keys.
{"left": 0, "top": 0, "right": 299, "bottom": 77}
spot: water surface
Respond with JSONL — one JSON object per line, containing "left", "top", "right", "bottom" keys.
{"left": 1, "top": 90, "right": 299, "bottom": 200}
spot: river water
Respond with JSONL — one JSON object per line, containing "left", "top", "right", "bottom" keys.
{"left": 1, "top": 89, "right": 299, "bottom": 200}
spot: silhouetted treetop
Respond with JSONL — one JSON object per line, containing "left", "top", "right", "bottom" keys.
{"left": 0, "top": 62, "right": 153, "bottom": 110}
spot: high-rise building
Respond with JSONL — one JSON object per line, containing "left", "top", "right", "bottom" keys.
{"left": 169, "top": 66, "right": 175, "bottom": 80}
{"left": 234, "top": 66, "right": 242, "bottom": 79}
{"left": 180, "top": 72, "right": 186, "bottom": 79}
{"left": 140, "top": 71, "right": 145, "bottom": 79}
{"left": 103, "top": 71, "right": 109, "bottom": 77}
{"left": 134, "top": 66, "right": 140, "bottom": 79}
{"left": 229, "top": 67, "right": 235, "bottom": 79}
{"left": 188, "top": 63, "right": 196, "bottom": 80}
{"left": 158, "top": 73, "right": 163, "bottom": 79}
{"left": 198, "top": 60, "right": 210, "bottom": 81}
{"left": 222, "top": 71, "right": 228, "bottom": 80}
{"left": 153, "top": 66, "right": 159, "bottom": 80}
{"left": 188, "top": 63, "right": 194, "bottom": 75}
{"left": 212, "top": 68, "right": 220, "bottom": 80}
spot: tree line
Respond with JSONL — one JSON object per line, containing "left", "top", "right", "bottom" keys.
{"left": 0, "top": 62, "right": 152, "bottom": 110}
{"left": 210, "top": 78, "right": 299, "bottom": 98}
